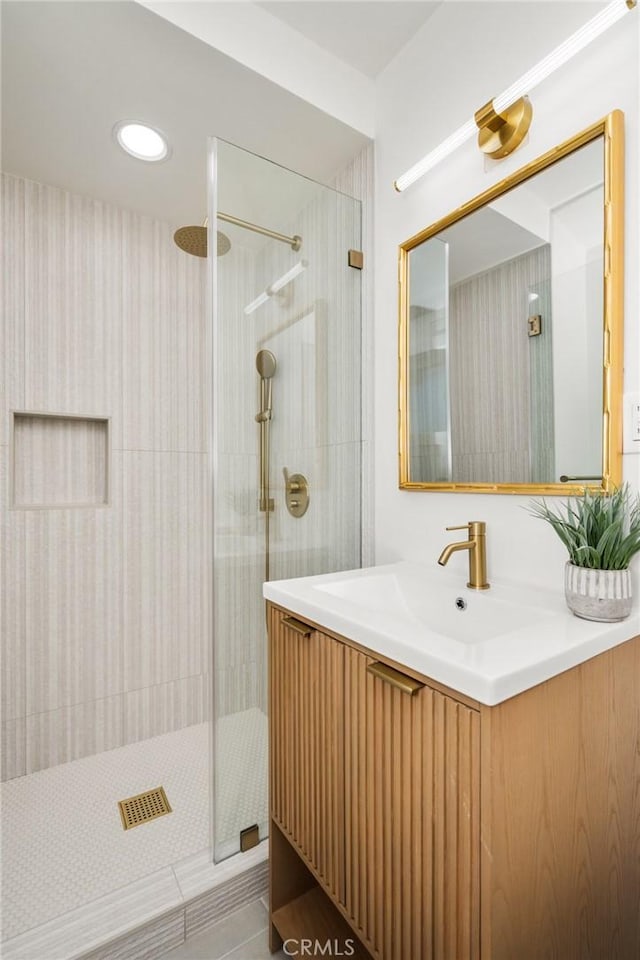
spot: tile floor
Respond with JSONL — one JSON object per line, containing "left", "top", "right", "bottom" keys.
{"left": 162, "top": 899, "right": 285, "bottom": 959}
{"left": 1, "top": 710, "right": 268, "bottom": 943}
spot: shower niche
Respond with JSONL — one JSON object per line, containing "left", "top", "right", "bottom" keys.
{"left": 12, "top": 411, "right": 110, "bottom": 509}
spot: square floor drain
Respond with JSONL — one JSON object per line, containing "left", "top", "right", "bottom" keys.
{"left": 118, "top": 786, "right": 172, "bottom": 830}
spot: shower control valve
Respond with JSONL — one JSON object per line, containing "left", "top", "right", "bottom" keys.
{"left": 283, "top": 467, "right": 310, "bottom": 518}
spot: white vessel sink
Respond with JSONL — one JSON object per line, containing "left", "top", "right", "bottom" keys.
{"left": 263, "top": 561, "right": 638, "bottom": 705}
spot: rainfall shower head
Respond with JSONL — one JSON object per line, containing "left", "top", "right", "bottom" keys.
{"left": 256, "top": 349, "right": 276, "bottom": 379}
{"left": 173, "top": 225, "right": 231, "bottom": 258}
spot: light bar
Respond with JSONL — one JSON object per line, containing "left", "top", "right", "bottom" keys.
{"left": 244, "top": 260, "right": 308, "bottom": 315}
{"left": 394, "top": 0, "right": 636, "bottom": 192}
{"left": 394, "top": 119, "right": 477, "bottom": 193}
{"left": 267, "top": 259, "right": 307, "bottom": 294}
{"left": 244, "top": 291, "right": 271, "bottom": 316}
{"left": 494, "top": 0, "right": 632, "bottom": 113}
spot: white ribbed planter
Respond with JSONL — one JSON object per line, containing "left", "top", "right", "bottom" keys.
{"left": 564, "top": 562, "right": 633, "bottom": 622}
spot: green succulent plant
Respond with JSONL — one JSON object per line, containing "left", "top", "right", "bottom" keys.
{"left": 528, "top": 484, "right": 640, "bottom": 571}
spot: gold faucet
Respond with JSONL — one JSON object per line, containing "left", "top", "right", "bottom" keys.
{"left": 437, "top": 521, "right": 490, "bottom": 590}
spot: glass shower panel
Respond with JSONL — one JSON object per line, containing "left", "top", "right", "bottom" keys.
{"left": 209, "top": 139, "right": 362, "bottom": 861}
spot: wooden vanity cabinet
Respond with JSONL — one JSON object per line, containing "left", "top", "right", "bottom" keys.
{"left": 268, "top": 602, "right": 640, "bottom": 960}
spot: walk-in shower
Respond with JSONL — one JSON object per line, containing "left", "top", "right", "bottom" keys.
{"left": 1, "top": 5, "right": 363, "bottom": 953}
{"left": 0, "top": 137, "right": 362, "bottom": 957}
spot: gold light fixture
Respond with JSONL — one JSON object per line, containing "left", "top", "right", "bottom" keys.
{"left": 394, "top": 0, "right": 636, "bottom": 191}
{"left": 474, "top": 96, "right": 533, "bottom": 160}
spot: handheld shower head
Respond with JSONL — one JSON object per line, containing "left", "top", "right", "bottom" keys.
{"left": 255, "top": 350, "right": 276, "bottom": 380}
{"left": 255, "top": 350, "right": 276, "bottom": 422}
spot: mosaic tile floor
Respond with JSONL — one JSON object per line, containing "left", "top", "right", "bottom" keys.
{"left": 0, "top": 710, "right": 268, "bottom": 943}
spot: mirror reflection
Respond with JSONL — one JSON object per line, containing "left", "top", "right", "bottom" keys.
{"left": 406, "top": 137, "right": 604, "bottom": 487}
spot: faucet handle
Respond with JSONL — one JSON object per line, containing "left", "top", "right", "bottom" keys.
{"left": 446, "top": 521, "right": 486, "bottom": 535}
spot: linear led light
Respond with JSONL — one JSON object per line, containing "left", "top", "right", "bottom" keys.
{"left": 244, "top": 260, "right": 308, "bottom": 315}
{"left": 394, "top": 0, "right": 636, "bottom": 192}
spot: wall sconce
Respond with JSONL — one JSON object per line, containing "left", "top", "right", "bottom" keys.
{"left": 394, "top": 0, "right": 636, "bottom": 192}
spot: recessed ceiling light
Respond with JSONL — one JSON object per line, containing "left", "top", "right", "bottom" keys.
{"left": 113, "top": 120, "right": 170, "bottom": 162}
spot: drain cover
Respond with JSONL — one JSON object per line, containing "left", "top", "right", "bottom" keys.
{"left": 118, "top": 786, "right": 172, "bottom": 830}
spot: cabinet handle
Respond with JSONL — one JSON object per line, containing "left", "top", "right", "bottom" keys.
{"left": 281, "top": 615, "right": 313, "bottom": 637}
{"left": 367, "top": 661, "right": 424, "bottom": 695}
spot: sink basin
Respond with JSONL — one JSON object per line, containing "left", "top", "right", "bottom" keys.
{"left": 315, "top": 567, "right": 551, "bottom": 644}
{"left": 264, "top": 561, "right": 636, "bottom": 705}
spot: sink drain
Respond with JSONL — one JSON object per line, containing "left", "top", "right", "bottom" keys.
{"left": 455, "top": 597, "right": 467, "bottom": 611}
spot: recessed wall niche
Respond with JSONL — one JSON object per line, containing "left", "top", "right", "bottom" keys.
{"left": 12, "top": 412, "right": 110, "bottom": 508}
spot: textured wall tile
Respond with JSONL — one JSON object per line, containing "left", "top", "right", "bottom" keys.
{"left": 1, "top": 174, "right": 26, "bottom": 447}
{"left": 122, "top": 214, "right": 207, "bottom": 453}
{"left": 449, "top": 245, "right": 552, "bottom": 484}
{"left": 1, "top": 445, "right": 26, "bottom": 725}
{"left": 23, "top": 178, "right": 123, "bottom": 447}
{"left": 1, "top": 718, "right": 26, "bottom": 781}
{"left": 24, "top": 452, "right": 124, "bottom": 715}
{"left": 123, "top": 451, "right": 209, "bottom": 693}
{"left": 214, "top": 663, "right": 263, "bottom": 720}
{"left": 3, "top": 174, "right": 210, "bottom": 776}
{"left": 214, "top": 246, "right": 258, "bottom": 457}
{"left": 124, "top": 675, "right": 208, "bottom": 744}
{"left": 25, "top": 694, "right": 125, "bottom": 774}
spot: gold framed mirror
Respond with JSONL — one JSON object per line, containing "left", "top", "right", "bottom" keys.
{"left": 398, "top": 111, "right": 624, "bottom": 495}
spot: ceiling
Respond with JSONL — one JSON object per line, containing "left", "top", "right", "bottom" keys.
{"left": 258, "top": 1, "right": 441, "bottom": 77}
{"left": 1, "top": 1, "right": 370, "bottom": 229}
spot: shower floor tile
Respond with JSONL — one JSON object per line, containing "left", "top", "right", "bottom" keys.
{"left": 0, "top": 709, "right": 268, "bottom": 944}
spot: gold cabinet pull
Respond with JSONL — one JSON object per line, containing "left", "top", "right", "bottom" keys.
{"left": 367, "top": 661, "right": 424, "bottom": 695}
{"left": 281, "top": 615, "right": 313, "bottom": 637}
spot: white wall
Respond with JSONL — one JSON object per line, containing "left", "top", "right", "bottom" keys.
{"left": 550, "top": 189, "right": 604, "bottom": 478}
{"left": 374, "top": 1, "right": 639, "bottom": 592}
{"left": 138, "top": 0, "right": 375, "bottom": 137}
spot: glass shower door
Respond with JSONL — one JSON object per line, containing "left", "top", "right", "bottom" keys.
{"left": 209, "top": 139, "right": 362, "bottom": 861}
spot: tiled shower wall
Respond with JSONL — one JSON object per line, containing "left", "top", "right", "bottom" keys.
{"left": 0, "top": 172, "right": 210, "bottom": 779}
{"left": 449, "top": 244, "right": 553, "bottom": 483}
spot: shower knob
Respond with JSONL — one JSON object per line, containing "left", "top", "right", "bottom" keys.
{"left": 283, "top": 468, "right": 309, "bottom": 518}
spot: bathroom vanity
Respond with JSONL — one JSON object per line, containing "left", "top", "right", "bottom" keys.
{"left": 264, "top": 564, "right": 640, "bottom": 960}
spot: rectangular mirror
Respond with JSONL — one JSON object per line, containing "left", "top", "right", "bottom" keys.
{"left": 399, "top": 111, "right": 624, "bottom": 494}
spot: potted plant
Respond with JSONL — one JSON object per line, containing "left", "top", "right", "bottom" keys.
{"left": 528, "top": 484, "right": 640, "bottom": 622}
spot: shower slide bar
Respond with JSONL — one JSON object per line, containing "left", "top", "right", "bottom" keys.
{"left": 256, "top": 350, "right": 277, "bottom": 582}
{"left": 217, "top": 212, "right": 302, "bottom": 251}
